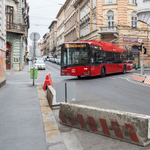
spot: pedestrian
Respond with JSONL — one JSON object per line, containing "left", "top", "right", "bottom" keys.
{"left": 26, "top": 57, "right": 29, "bottom": 65}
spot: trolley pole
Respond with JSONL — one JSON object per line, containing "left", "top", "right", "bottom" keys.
{"left": 141, "top": 43, "right": 144, "bottom": 75}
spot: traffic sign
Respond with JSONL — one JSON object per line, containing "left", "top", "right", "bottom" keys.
{"left": 30, "top": 32, "right": 40, "bottom": 41}
{"left": 138, "top": 39, "right": 142, "bottom": 43}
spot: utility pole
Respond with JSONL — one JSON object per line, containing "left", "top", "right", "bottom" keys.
{"left": 147, "top": 25, "right": 149, "bottom": 66}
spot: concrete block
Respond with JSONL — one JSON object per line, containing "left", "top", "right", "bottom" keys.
{"left": 131, "top": 73, "right": 146, "bottom": 82}
{"left": 144, "top": 76, "right": 150, "bottom": 84}
{"left": 47, "top": 86, "right": 56, "bottom": 107}
{"left": 59, "top": 103, "right": 150, "bottom": 146}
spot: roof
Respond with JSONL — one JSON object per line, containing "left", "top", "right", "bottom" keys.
{"left": 65, "top": 40, "right": 126, "bottom": 53}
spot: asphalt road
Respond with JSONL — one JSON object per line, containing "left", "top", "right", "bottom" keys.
{"left": 45, "top": 61, "right": 150, "bottom": 115}
{"left": 46, "top": 61, "right": 150, "bottom": 150}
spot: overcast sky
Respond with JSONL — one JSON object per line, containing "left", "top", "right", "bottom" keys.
{"left": 26, "top": 0, "right": 66, "bottom": 46}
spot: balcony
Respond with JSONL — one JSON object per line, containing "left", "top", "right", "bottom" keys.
{"left": 6, "top": 22, "right": 26, "bottom": 34}
{"left": 98, "top": 26, "right": 118, "bottom": 34}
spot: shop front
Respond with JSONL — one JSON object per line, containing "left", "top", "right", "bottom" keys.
{"left": 6, "top": 43, "right": 11, "bottom": 70}
{"left": 132, "top": 45, "right": 140, "bottom": 68}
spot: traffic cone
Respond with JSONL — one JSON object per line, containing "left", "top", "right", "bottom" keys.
{"left": 43, "top": 73, "right": 52, "bottom": 90}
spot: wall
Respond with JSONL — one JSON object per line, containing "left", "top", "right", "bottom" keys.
{"left": 0, "top": 0, "right": 6, "bottom": 87}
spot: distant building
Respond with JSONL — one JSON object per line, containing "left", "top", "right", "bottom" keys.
{"left": 56, "top": 6, "right": 65, "bottom": 58}
{"left": 5, "top": 0, "right": 30, "bottom": 70}
{"left": 38, "top": 40, "right": 44, "bottom": 57}
{"left": 43, "top": 33, "right": 50, "bottom": 56}
{"left": 48, "top": 20, "right": 57, "bottom": 57}
{"left": 0, "top": 0, "right": 6, "bottom": 88}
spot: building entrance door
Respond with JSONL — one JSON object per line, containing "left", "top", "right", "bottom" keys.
{"left": 6, "top": 43, "right": 11, "bottom": 70}
{"left": 132, "top": 45, "right": 140, "bottom": 68}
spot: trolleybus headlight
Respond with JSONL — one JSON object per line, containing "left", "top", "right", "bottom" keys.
{"left": 61, "top": 71, "right": 66, "bottom": 76}
{"left": 82, "top": 71, "right": 89, "bottom": 76}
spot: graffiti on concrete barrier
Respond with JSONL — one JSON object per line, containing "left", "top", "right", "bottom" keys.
{"left": 0, "top": 50, "right": 5, "bottom": 77}
{"left": 59, "top": 110, "right": 140, "bottom": 143}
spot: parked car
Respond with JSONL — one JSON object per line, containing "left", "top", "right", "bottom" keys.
{"left": 35, "top": 60, "right": 46, "bottom": 70}
{"left": 35, "top": 57, "right": 45, "bottom": 62}
{"left": 55, "top": 58, "right": 61, "bottom": 65}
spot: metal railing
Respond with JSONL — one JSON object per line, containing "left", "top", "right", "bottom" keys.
{"left": 6, "top": 22, "right": 26, "bottom": 33}
{"left": 99, "top": 26, "right": 118, "bottom": 33}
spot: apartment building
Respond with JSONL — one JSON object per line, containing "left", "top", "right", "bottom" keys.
{"left": 63, "top": 0, "right": 76, "bottom": 42}
{"left": 5, "top": 0, "right": 29, "bottom": 71}
{"left": 0, "top": 0, "right": 6, "bottom": 88}
{"left": 48, "top": 20, "right": 57, "bottom": 57}
{"left": 43, "top": 33, "right": 47, "bottom": 56}
{"left": 56, "top": 6, "right": 65, "bottom": 58}
{"left": 38, "top": 40, "right": 44, "bottom": 57}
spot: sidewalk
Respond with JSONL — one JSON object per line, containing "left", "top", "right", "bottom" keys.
{"left": 0, "top": 65, "right": 66, "bottom": 150}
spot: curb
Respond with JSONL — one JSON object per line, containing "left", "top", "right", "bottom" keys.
{"left": 130, "top": 74, "right": 150, "bottom": 86}
{"left": 37, "top": 85, "right": 67, "bottom": 150}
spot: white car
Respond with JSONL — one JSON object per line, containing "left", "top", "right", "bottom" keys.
{"left": 35, "top": 60, "right": 46, "bottom": 70}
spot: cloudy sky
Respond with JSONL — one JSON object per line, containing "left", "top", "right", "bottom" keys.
{"left": 26, "top": 0, "right": 66, "bottom": 46}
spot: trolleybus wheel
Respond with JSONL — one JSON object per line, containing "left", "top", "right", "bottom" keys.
{"left": 123, "top": 66, "right": 126, "bottom": 74}
{"left": 101, "top": 67, "right": 106, "bottom": 77}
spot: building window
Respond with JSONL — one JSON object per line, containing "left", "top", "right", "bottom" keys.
{"left": 93, "top": 0, "right": 96, "bottom": 8}
{"left": 132, "top": 0, "right": 136, "bottom": 5}
{"left": 6, "top": 6, "right": 13, "bottom": 29}
{"left": 107, "top": 0, "right": 113, "bottom": 4}
{"left": 107, "top": 10, "right": 114, "bottom": 27}
{"left": 131, "top": 11, "right": 137, "bottom": 29}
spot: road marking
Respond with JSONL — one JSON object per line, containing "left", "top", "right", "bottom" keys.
{"left": 108, "top": 77, "right": 116, "bottom": 79}
{"left": 117, "top": 77, "right": 127, "bottom": 79}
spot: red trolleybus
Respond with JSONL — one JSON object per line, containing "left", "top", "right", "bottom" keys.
{"left": 61, "top": 41, "right": 133, "bottom": 78}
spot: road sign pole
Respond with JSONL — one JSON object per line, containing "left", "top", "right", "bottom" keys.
{"left": 33, "top": 34, "right": 36, "bottom": 85}
{"left": 141, "top": 43, "right": 144, "bottom": 75}
{"left": 30, "top": 32, "right": 40, "bottom": 86}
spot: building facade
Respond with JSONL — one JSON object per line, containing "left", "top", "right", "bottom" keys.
{"left": 64, "top": 0, "right": 76, "bottom": 42}
{"left": 48, "top": 20, "right": 57, "bottom": 57}
{"left": 56, "top": 6, "right": 65, "bottom": 58}
{"left": 6, "top": 0, "right": 29, "bottom": 71}
{"left": 73, "top": 0, "right": 150, "bottom": 67}
{"left": 0, "top": 0, "right": 6, "bottom": 88}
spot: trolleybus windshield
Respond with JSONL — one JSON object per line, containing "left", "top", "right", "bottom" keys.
{"left": 61, "top": 43, "right": 90, "bottom": 67}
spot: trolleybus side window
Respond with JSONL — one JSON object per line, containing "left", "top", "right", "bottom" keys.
{"left": 91, "top": 46, "right": 103, "bottom": 64}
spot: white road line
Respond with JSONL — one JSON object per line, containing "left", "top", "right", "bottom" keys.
{"left": 108, "top": 77, "right": 116, "bottom": 79}
{"left": 117, "top": 77, "right": 127, "bottom": 79}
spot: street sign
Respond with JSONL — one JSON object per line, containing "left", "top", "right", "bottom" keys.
{"left": 138, "top": 39, "right": 142, "bottom": 43}
{"left": 30, "top": 32, "right": 40, "bottom": 41}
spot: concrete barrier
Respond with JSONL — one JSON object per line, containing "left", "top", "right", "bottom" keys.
{"left": 47, "top": 86, "right": 56, "bottom": 108}
{"left": 131, "top": 73, "right": 146, "bottom": 82}
{"left": 59, "top": 103, "right": 150, "bottom": 146}
{"left": 144, "top": 76, "right": 150, "bottom": 84}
